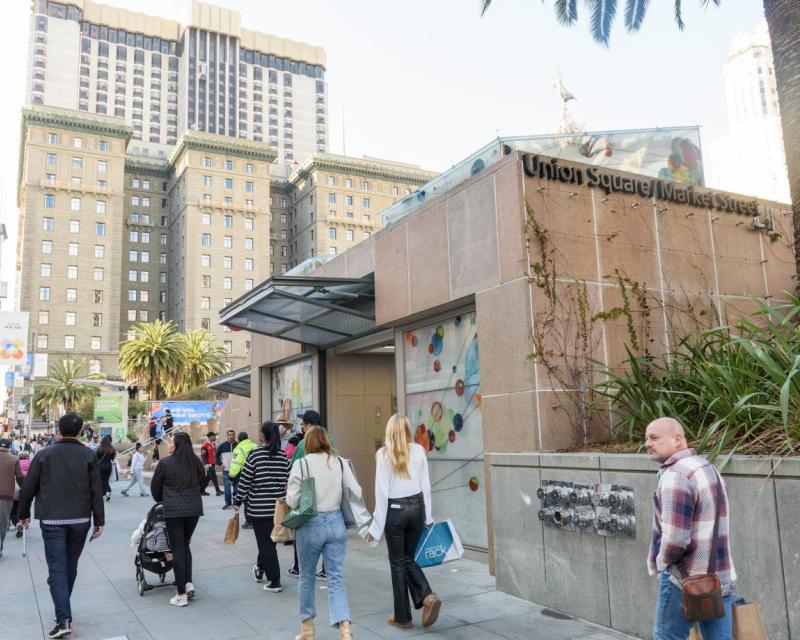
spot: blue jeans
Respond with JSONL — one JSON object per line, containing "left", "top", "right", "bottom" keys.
{"left": 654, "top": 572, "right": 733, "bottom": 640}
{"left": 296, "top": 510, "right": 349, "bottom": 627}
{"left": 41, "top": 522, "right": 91, "bottom": 623}
{"left": 223, "top": 470, "right": 232, "bottom": 506}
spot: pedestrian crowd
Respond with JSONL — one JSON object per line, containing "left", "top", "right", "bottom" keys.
{"left": 0, "top": 411, "right": 737, "bottom": 640}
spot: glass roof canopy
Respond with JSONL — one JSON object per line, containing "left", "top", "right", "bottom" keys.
{"left": 207, "top": 366, "right": 251, "bottom": 397}
{"left": 219, "top": 275, "right": 376, "bottom": 348}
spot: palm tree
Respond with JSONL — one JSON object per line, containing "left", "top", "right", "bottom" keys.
{"left": 35, "top": 359, "right": 102, "bottom": 416}
{"left": 174, "top": 329, "right": 228, "bottom": 394}
{"left": 480, "top": 0, "right": 800, "bottom": 283}
{"left": 118, "top": 319, "right": 184, "bottom": 400}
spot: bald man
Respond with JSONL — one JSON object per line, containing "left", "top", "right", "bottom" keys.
{"left": 645, "top": 418, "right": 736, "bottom": 640}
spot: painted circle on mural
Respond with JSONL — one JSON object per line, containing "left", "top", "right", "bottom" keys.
{"left": 469, "top": 476, "right": 480, "bottom": 492}
{"left": 455, "top": 379, "right": 464, "bottom": 396}
{"left": 472, "top": 393, "right": 482, "bottom": 408}
{"left": 435, "top": 325, "right": 444, "bottom": 338}
{"left": 427, "top": 343, "right": 434, "bottom": 354}
{"left": 448, "top": 430, "right": 456, "bottom": 443}
{"left": 433, "top": 360, "right": 441, "bottom": 372}
{"left": 431, "top": 333, "right": 443, "bottom": 356}
{"left": 453, "top": 413, "right": 464, "bottom": 432}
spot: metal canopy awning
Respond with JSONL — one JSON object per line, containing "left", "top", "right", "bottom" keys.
{"left": 219, "top": 275, "right": 376, "bottom": 348}
{"left": 207, "top": 366, "right": 251, "bottom": 397}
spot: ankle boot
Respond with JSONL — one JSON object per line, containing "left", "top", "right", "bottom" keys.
{"left": 338, "top": 620, "right": 352, "bottom": 640}
{"left": 295, "top": 618, "right": 315, "bottom": 640}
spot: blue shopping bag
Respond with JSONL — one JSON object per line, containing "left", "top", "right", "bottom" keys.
{"left": 413, "top": 519, "right": 464, "bottom": 568}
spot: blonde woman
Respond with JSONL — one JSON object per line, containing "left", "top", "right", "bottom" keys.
{"left": 367, "top": 414, "right": 441, "bottom": 629}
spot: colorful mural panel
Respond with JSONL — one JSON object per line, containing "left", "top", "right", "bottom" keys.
{"left": 271, "top": 358, "right": 314, "bottom": 432}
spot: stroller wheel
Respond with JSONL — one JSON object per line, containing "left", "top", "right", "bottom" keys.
{"left": 138, "top": 579, "right": 145, "bottom": 597}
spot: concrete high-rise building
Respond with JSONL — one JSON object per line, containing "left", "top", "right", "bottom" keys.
{"left": 27, "top": 0, "right": 327, "bottom": 164}
{"left": 707, "top": 22, "right": 789, "bottom": 203}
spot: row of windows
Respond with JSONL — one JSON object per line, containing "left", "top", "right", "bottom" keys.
{"left": 200, "top": 213, "right": 254, "bottom": 229}
{"left": 200, "top": 194, "right": 256, "bottom": 208}
{"left": 202, "top": 157, "right": 255, "bottom": 174}
{"left": 328, "top": 210, "right": 371, "bottom": 223}
{"left": 328, "top": 228, "right": 371, "bottom": 242}
{"left": 47, "top": 133, "right": 108, "bottom": 152}
{"left": 327, "top": 194, "right": 371, "bottom": 208}
{"left": 43, "top": 194, "right": 107, "bottom": 213}
{"left": 198, "top": 275, "right": 255, "bottom": 296}
{"left": 201, "top": 175, "right": 255, "bottom": 193}
{"left": 129, "top": 231, "right": 168, "bottom": 245}
{"left": 34, "top": 334, "right": 104, "bottom": 351}
{"left": 130, "top": 213, "right": 168, "bottom": 226}
{"left": 128, "top": 250, "right": 168, "bottom": 264}
{"left": 45, "top": 153, "right": 108, "bottom": 174}
{"left": 128, "top": 271, "right": 167, "bottom": 284}
{"left": 200, "top": 234, "right": 254, "bottom": 250}
{"left": 41, "top": 222, "right": 105, "bottom": 241}
{"left": 39, "top": 286, "right": 135, "bottom": 304}
{"left": 127, "top": 289, "right": 166, "bottom": 303}
{"left": 40, "top": 264, "right": 106, "bottom": 280}
{"left": 199, "top": 255, "right": 255, "bottom": 271}
{"left": 36, "top": 310, "right": 103, "bottom": 327}
{"left": 40, "top": 240, "right": 168, "bottom": 263}
{"left": 44, "top": 173, "right": 110, "bottom": 193}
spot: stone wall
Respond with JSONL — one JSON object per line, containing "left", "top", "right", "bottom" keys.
{"left": 489, "top": 452, "right": 799, "bottom": 639}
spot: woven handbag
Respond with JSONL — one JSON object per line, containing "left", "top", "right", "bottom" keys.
{"left": 282, "top": 458, "right": 317, "bottom": 529}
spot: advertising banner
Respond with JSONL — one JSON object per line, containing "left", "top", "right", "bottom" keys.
{"left": 94, "top": 393, "right": 126, "bottom": 425}
{"left": 4, "top": 372, "right": 13, "bottom": 388}
{"left": 149, "top": 401, "right": 224, "bottom": 425}
{"left": 0, "top": 312, "right": 29, "bottom": 366}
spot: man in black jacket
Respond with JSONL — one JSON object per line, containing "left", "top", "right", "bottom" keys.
{"left": 19, "top": 413, "right": 104, "bottom": 639}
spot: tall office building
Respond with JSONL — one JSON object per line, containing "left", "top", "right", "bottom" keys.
{"left": 27, "top": 0, "right": 327, "bottom": 163}
{"left": 707, "top": 22, "right": 789, "bottom": 203}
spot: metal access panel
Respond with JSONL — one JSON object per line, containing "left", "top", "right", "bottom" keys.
{"left": 537, "top": 480, "right": 636, "bottom": 539}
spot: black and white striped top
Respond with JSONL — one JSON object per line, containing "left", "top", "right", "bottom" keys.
{"left": 233, "top": 447, "right": 289, "bottom": 520}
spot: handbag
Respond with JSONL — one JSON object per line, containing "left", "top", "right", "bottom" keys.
{"left": 338, "top": 457, "right": 371, "bottom": 530}
{"left": 282, "top": 458, "right": 317, "bottom": 529}
{"left": 414, "top": 519, "right": 464, "bottom": 568}
{"left": 680, "top": 475, "right": 725, "bottom": 622}
{"left": 224, "top": 512, "right": 240, "bottom": 544}
{"left": 271, "top": 498, "right": 296, "bottom": 543}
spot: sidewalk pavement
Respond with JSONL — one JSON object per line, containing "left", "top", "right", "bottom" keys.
{"left": 1, "top": 478, "right": 637, "bottom": 640}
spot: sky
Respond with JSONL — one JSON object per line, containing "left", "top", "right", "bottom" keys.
{"left": 0, "top": 0, "right": 766, "bottom": 310}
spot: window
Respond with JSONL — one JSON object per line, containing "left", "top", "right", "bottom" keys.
{"left": 129, "top": 270, "right": 138, "bottom": 282}
{"left": 72, "top": 157, "right": 83, "bottom": 169}
{"left": 132, "top": 196, "right": 139, "bottom": 205}
{"left": 345, "top": 179, "right": 352, "bottom": 188}
{"left": 48, "top": 133, "right": 57, "bottom": 144}
{"left": 41, "top": 263, "right": 52, "bottom": 276}
{"left": 203, "top": 175, "right": 211, "bottom": 187}
{"left": 393, "top": 186, "right": 399, "bottom": 196}
{"left": 223, "top": 277, "right": 232, "bottom": 289}
{"left": 225, "top": 159, "right": 233, "bottom": 171}
{"left": 245, "top": 181, "right": 253, "bottom": 192}
{"left": 328, "top": 227, "right": 336, "bottom": 240}
{"left": 66, "top": 288, "right": 77, "bottom": 302}
{"left": 244, "top": 218, "right": 254, "bottom": 230}
{"left": 44, "top": 194, "right": 55, "bottom": 208}
{"left": 98, "top": 160, "right": 107, "bottom": 173}
{"left": 42, "top": 217, "right": 54, "bottom": 232}
{"left": 245, "top": 258, "right": 253, "bottom": 271}
{"left": 128, "top": 309, "right": 137, "bottom": 321}
{"left": 328, "top": 193, "right": 336, "bottom": 204}
{"left": 364, "top": 231, "right": 371, "bottom": 239}
{"left": 140, "top": 290, "right": 149, "bottom": 302}
{"left": 364, "top": 214, "right": 371, "bottom": 223}
{"left": 245, "top": 238, "right": 253, "bottom": 250}
{"left": 246, "top": 199, "right": 253, "bottom": 209}
{"left": 159, "top": 272, "right": 167, "bottom": 285}
{"left": 200, "top": 296, "right": 211, "bottom": 310}
{"left": 281, "top": 264, "right": 288, "bottom": 274}
{"left": 142, "top": 197, "right": 150, "bottom": 207}
{"left": 72, "top": 137, "right": 82, "bottom": 149}
{"left": 345, "top": 195, "right": 353, "bottom": 206}
{"left": 363, "top": 197, "right": 370, "bottom": 208}
{"left": 39, "top": 286, "right": 50, "bottom": 301}
{"left": 64, "top": 335, "right": 75, "bottom": 350}
{"left": 329, "top": 209, "right": 336, "bottom": 218}
{"left": 223, "top": 256, "right": 232, "bottom": 269}
{"left": 201, "top": 254, "right": 211, "bottom": 267}
{"left": 224, "top": 340, "right": 233, "bottom": 354}
{"left": 202, "top": 274, "right": 211, "bottom": 288}
{"left": 141, "top": 251, "right": 149, "bottom": 263}
{"left": 203, "top": 157, "right": 212, "bottom": 168}
{"left": 143, "top": 180, "right": 150, "bottom": 190}
{"left": 130, "top": 231, "right": 139, "bottom": 243}
{"left": 224, "top": 196, "right": 233, "bottom": 205}
{"left": 224, "top": 236, "right": 232, "bottom": 248}
{"left": 67, "top": 265, "right": 78, "bottom": 279}
{"left": 95, "top": 245, "right": 105, "bottom": 258}
{"left": 159, "top": 291, "right": 167, "bottom": 303}
{"left": 68, "top": 242, "right": 79, "bottom": 256}
{"left": 96, "top": 200, "right": 107, "bottom": 214}
{"left": 65, "top": 311, "right": 76, "bottom": 325}
{"left": 160, "top": 253, "right": 167, "bottom": 264}
{"left": 129, "top": 250, "right": 139, "bottom": 262}
{"left": 88, "top": 336, "right": 100, "bottom": 350}
{"left": 72, "top": 177, "right": 81, "bottom": 188}
{"left": 128, "top": 289, "right": 137, "bottom": 301}
{"left": 141, "top": 232, "right": 150, "bottom": 243}
{"left": 99, "top": 140, "right": 108, "bottom": 152}
{"left": 224, "top": 178, "right": 233, "bottom": 189}
{"left": 281, "top": 213, "right": 288, "bottom": 223}
{"left": 131, "top": 212, "right": 139, "bottom": 224}
{"left": 346, "top": 229, "right": 354, "bottom": 241}
{"left": 38, "top": 311, "right": 49, "bottom": 325}
{"left": 160, "top": 234, "right": 167, "bottom": 246}
{"left": 362, "top": 181, "right": 369, "bottom": 191}
{"left": 202, "top": 233, "right": 211, "bottom": 246}
{"left": 245, "top": 278, "right": 254, "bottom": 290}
{"left": 70, "top": 197, "right": 81, "bottom": 211}
{"left": 200, "top": 317, "right": 210, "bottom": 330}
{"left": 46, "top": 173, "right": 55, "bottom": 185}
{"left": 96, "top": 222, "right": 106, "bottom": 236}
{"left": 93, "top": 313, "right": 103, "bottom": 327}
{"left": 246, "top": 163, "right": 253, "bottom": 174}
{"left": 280, "top": 230, "right": 287, "bottom": 240}
{"left": 93, "top": 290, "right": 103, "bottom": 303}
{"left": 329, "top": 247, "right": 337, "bottom": 256}
{"left": 37, "top": 334, "right": 49, "bottom": 349}
{"left": 224, "top": 215, "right": 233, "bottom": 228}
{"left": 47, "top": 153, "right": 57, "bottom": 165}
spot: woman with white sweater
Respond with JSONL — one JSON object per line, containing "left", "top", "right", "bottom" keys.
{"left": 287, "top": 427, "right": 361, "bottom": 640}
{"left": 122, "top": 442, "right": 147, "bottom": 497}
{"left": 367, "top": 414, "right": 441, "bottom": 629}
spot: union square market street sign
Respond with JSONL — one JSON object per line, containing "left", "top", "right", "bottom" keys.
{"left": 522, "top": 153, "right": 759, "bottom": 216}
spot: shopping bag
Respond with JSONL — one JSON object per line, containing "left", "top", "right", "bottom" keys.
{"left": 282, "top": 459, "right": 317, "bottom": 529}
{"left": 689, "top": 626, "right": 702, "bottom": 640}
{"left": 413, "top": 519, "right": 464, "bottom": 568}
{"left": 338, "top": 458, "right": 371, "bottom": 529}
{"left": 733, "top": 600, "right": 768, "bottom": 640}
{"left": 224, "top": 512, "right": 240, "bottom": 545}
{"left": 271, "top": 498, "right": 295, "bottom": 543}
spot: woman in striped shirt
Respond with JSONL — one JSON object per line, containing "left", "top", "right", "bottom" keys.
{"left": 233, "top": 422, "right": 290, "bottom": 593}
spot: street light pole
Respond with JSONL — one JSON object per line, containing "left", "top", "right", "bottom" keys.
{"left": 28, "top": 330, "right": 36, "bottom": 438}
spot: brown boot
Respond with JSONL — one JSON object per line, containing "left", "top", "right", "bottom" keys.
{"left": 387, "top": 616, "right": 413, "bottom": 629}
{"left": 421, "top": 593, "right": 441, "bottom": 628}
{"left": 338, "top": 620, "right": 352, "bottom": 639}
{"left": 295, "top": 618, "right": 315, "bottom": 640}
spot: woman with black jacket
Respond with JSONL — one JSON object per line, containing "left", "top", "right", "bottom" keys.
{"left": 233, "top": 422, "right": 290, "bottom": 593}
{"left": 96, "top": 435, "right": 116, "bottom": 501}
{"left": 150, "top": 432, "right": 206, "bottom": 607}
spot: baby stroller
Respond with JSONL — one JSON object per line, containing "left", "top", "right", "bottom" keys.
{"left": 134, "top": 503, "right": 174, "bottom": 596}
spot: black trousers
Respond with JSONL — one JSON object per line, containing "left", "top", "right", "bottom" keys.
{"left": 204, "top": 466, "right": 220, "bottom": 492}
{"left": 165, "top": 516, "right": 199, "bottom": 594}
{"left": 251, "top": 518, "right": 281, "bottom": 585}
{"left": 99, "top": 465, "right": 112, "bottom": 495}
{"left": 384, "top": 493, "right": 432, "bottom": 624}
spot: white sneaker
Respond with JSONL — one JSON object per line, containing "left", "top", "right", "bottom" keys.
{"left": 186, "top": 582, "right": 196, "bottom": 600}
{"left": 169, "top": 593, "right": 188, "bottom": 607}
{"left": 263, "top": 582, "right": 282, "bottom": 593}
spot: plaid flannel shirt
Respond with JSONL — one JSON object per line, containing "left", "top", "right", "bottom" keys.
{"left": 648, "top": 448, "right": 736, "bottom": 595}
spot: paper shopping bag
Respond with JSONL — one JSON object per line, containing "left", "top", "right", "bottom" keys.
{"left": 689, "top": 626, "right": 702, "bottom": 640}
{"left": 413, "top": 519, "right": 464, "bottom": 568}
{"left": 733, "top": 601, "right": 768, "bottom": 640}
{"left": 271, "top": 498, "right": 295, "bottom": 543}
{"left": 224, "top": 512, "right": 240, "bottom": 545}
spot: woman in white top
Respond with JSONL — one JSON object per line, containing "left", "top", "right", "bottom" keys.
{"left": 286, "top": 427, "right": 361, "bottom": 640}
{"left": 367, "top": 414, "right": 441, "bottom": 630}
{"left": 122, "top": 442, "right": 148, "bottom": 497}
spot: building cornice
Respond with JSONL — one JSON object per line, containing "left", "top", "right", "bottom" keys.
{"left": 289, "top": 153, "right": 438, "bottom": 186}
{"left": 125, "top": 156, "right": 171, "bottom": 176}
{"left": 170, "top": 131, "right": 278, "bottom": 165}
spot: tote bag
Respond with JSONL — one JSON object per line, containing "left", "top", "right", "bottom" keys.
{"left": 282, "top": 458, "right": 317, "bottom": 529}
{"left": 338, "top": 457, "right": 371, "bottom": 529}
{"left": 413, "top": 519, "right": 464, "bottom": 568}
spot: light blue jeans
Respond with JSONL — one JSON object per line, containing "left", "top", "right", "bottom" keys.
{"left": 124, "top": 469, "right": 147, "bottom": 495}
{"left": 654, "top": 572, "right": 733, "bottom": 639}
{"left": 296, "top": 509, "right": 350, "bottom": 627}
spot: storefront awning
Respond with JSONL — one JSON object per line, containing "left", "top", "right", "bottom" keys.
{"left": 219, "top": 275, "right": 376, "bottom": 348}
{"left": 207, "top": 366, "right": 251, "bottom": 397}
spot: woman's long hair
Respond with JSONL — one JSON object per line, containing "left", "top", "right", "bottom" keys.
{"left": 260, "top": 422, "right": 281, "bottom": 457}
{"left": 171, "top": 432, "right": 206, "bottom": 488}
{"left": 383, "top": 414, "right": 412, "bottom": 479}
{"left": 304, "top": 427, "right": 332, "bottom": 466}
{"left": 98, "top": 435, "right": 115, "bottom": 457}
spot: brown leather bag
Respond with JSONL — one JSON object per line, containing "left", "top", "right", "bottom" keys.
{"left": 680, "top": 477, "right": 725, "bottom": 622}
